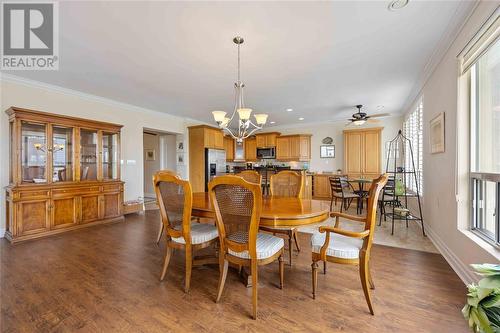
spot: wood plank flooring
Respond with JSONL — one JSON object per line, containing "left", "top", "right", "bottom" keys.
{"left": 1, "top": 210, "right": 469, "bottom": 332}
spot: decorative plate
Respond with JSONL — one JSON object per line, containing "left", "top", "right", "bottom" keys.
{"left": 322, "top": 137, "right": 333, "bottom": 144}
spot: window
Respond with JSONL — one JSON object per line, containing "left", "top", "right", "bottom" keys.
{"left": 470, "top": 36, "right": 500, "bottom": 246}
{"left": 403, "top": 100, "right": 423, "bottom": 194}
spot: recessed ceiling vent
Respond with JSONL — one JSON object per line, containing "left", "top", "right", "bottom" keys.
{"left": 388, "top": 0, "right": 409, "bottom": 11}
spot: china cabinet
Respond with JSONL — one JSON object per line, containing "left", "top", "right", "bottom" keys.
{"left": 5, "top": 107, "right": 124, "bottom": 243}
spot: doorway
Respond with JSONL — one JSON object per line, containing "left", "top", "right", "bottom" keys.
{"left": 143, "top": 129, "right": 177, "bottom": 205}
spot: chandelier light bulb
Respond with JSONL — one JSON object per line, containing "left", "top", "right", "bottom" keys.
{"left": 254, "top": 113, "right": 268, "bottom": 125}
{"left": 212, "top": 110, "right": 227, "bottom": 123}
{"left": 237, "top": 108, "right": 252, "bottom": 121}
{"left": 221, "top": 117, "right": 230, "bottom": 128}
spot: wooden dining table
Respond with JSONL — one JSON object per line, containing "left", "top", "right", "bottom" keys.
{"left": 191, "top": 192, "right": 330, "bottom": 227}
{"left": 191, "top": 192, "right": 330, "bottom": 287}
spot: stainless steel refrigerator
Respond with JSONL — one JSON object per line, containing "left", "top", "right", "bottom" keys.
{"left": 205, "top": 148, "right": 227, "bottom": 191}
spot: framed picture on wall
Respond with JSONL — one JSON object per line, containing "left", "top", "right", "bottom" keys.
{"left": 145, "top": 149, "right": 155, "bottom": 161}
{"left": 430, "top": 112, "right": 445, "bottom": 154}
{"left": 177, "top": 153, "right": 185, "bottom": 165}
{"left": 320, "top": 145, "right": 335, "bottom": 158}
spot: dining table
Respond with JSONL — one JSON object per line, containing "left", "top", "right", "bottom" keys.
{"left": 191, "top": 192, "right": 330, "bottom": 287}
{"left": 191, "top": 192, "right": 330, "bottom": 227}
{"left": 348, "top": 178, "right": 373, "bottom": 213}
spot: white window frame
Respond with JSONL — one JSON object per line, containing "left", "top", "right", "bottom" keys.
{"left": 461, "top": 9, "right": 500, "bottom": 247}
{"left": 403, "top": 99, "right": 424, "bottom": 194}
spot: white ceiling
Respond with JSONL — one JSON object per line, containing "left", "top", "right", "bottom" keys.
{"left": 3, "top": 1, "right": 474, "bottom": 126}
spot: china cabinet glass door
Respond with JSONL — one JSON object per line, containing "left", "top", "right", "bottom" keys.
{"left": 102, "top": 132, "right": 118, "bottom": 180}
{"left": 52, "top": 126, "right": 73, "bottom": 182}
{"left": 21, "top": 121, "right": 47, "bottom": 183}
{"left": 80, "top": 129, "right": 98, "bottom": 181}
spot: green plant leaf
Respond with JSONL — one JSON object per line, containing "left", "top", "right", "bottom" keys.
{"left": 477, "top": 307, "right": 494, "bottom": 333}
{"left": 479, "top": 276, "right": 500, "bottom": 289}
{"left": 482, "top": 294, "right": 500, "bottom": 309}
{"left": 472, "top": 264, "right": 500, "bottom": 277}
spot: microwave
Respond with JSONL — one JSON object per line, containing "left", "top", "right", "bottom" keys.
{"left": 257, "top": 147, "right": 276, "bottom": 159}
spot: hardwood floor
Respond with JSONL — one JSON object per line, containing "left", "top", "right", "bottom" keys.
{"left": 1, "top": 210, "right": 468, "bottom": 332}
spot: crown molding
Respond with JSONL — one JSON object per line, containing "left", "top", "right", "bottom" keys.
{"left": 401, "top": 1, "right": 479, "bottom": 114}
{"left": 0, "top": 73, "right": 205, "bottom": 125}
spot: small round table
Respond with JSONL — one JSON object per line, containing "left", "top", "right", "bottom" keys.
{"left": 348, "top": 178, "right": 373, "bottom": 214}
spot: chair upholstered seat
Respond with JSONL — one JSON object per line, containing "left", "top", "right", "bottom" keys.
{"left": 171, "top": 223, "right": 219, "bottom": 245}
{"left": 228, "top": 231, "right": 284, "bottom": 259}
{"left": 310, "top": 231, "right": 363, "bottom": 259}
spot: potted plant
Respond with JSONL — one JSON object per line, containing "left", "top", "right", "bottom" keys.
{"left": 462, "top": 264, "right": 500, "bottom": 333}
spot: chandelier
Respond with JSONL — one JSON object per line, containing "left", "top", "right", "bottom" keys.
{"left": 211, "top": 36, "right": 268, "bottom": 143}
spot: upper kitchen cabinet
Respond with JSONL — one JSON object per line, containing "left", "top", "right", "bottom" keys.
{"left": 276, "top": 134, "right": 311, "bottom": 161}
{"left": 255, "top": 132, "right": 280, "bottom": 148}
{"left": 244, "top": 136, "right": 257, "bottom": 161}
{"left": 223, "top": 136, "right": 235, "bottom": 161}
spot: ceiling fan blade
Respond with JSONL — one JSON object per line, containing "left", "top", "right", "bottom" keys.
{"left": 369, "top": 113, "right": 390, "bottom": 118}
{"left": 367, "top": 118, "right": 380, "bottom": 123}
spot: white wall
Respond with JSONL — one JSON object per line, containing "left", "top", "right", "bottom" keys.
{"left": 268, "top": 116, "right": 402, "bottom": 173}
{"left": 402, "top": 2, "right": 499, "bottom": 283}
{"left": 0, "top": 76, "right": 194, "bottom": 234}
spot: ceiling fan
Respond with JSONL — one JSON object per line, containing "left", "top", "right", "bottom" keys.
{"left": 346, "top": 105, "right": 389, "bottom": 126}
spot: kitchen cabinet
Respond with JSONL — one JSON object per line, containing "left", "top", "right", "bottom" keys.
{"left": 204, "top": 127, "right": 224, "bottom": 149}
{"left": 245, "top": 137, "right": 257, "bottom": 161}
{"left": 223, "top": 136, "right": 234, "bottom": 161}
{"left": 312, "top": 174, "right": 332, "bottom": 199}
{"left": 344, "top": 128, "right": 382, "bottom": 179}
{"left": 256, "top": 132, "right": 280, "bottom": 148}
{"left": 189, "top": 125, "right": 226, "bottom": 193}
{"left": 276, "top": 134, "right": 311, "bottom": 161}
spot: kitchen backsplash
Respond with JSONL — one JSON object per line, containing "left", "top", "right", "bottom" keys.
{"left": 227, "top": 160, "right": 310, "bottom": 170}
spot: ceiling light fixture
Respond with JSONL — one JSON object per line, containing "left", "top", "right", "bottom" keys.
{"left": 270, "top": 121, "right": 276, "bottom": 124}
{"left": 212, "top": 36, "right": 268, "bottom": 143}
{"left": 286, "top": 108, "right": 293, "bottom": 112}
{"left": 298, "top": 117, "right": 304, "bottom": 121}
{"left": 388, "top": 0, "right": 409, "bottom": 11}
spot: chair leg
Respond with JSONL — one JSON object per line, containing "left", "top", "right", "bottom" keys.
{"left": 368, "top": 260, "right": 375, "bottom": 290}
{"left": 156, "top": 223, "right": 164, "bottom": 245}
{"left": 160, "top": 245, "right": 172, "bottom": 281}
{"left": 215, "top": 257, "right": 229, "bottom": 303}
{"left": 330, "top": 196, "right": 334, "bottom": 211}
{"left": 359, "top": 254, "right": 375, "bottom": 315}
{"left": 340, "top": 199, "right": 344, "bottom": 213}
{"left": 185, "top": 247, "right": 193, "bottom": 293}
{"left": 288, "top": 231, "right": 293, "bottom": 266}
{"left": 251, "top": 259, "right": 258, "bottom": 320}
{"left": 278, "top": 255, "right": 284, "bottom": 289}
{"left": 312, "top": 261, "right": 319, "bottom": 299}
{"left": 293, "top": 229, "right": 301, "bottom": 252}
{"left": 323, "top": 261, "right": 327, "bottom": 274}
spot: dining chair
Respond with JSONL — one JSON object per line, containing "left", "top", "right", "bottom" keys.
{"left": 260, "top": 170, "right": 303, "bottom": 265}
{"left": 209, "top": 175, "right": 284, "bottom": 320}
{"left": 329, "top": 176, "right": 360, "bottom": 213}
{"left": 311, "top": 174, "right": 388, "bottom": 315}
{"left": 155, "top": 169, "right": 178, "bottom": 244}
{"left": 238, "top": 170, "right": 262, "bottom": 185}
{"left": 377, "top": 177, "right": 398, "bottom": 226}
{"left": 153, "top": 170, "right": 219, "bottom": 293}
